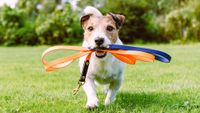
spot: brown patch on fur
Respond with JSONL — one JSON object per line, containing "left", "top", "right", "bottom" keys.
{"left": 103, "top": 15, "right": 119, "bottom": 43}
{"left": 80, "top": 14, "right": 92, "bottom": 28}
{"left": 81, "top": 13, "right": 125, "bottom": 43}
{"left": 108, "top": 13, "right": 125, "bottom": 29}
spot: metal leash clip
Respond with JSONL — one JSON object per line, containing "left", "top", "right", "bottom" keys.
{"left": 73, "top": 81, "right": 85, "bottom": 95}
{"left": 73, "top": 55, "right": 91, "bottom": 95}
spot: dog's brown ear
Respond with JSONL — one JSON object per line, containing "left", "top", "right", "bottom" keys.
{"left": 108, "top": 13, "right": 125, "bottom": 29}
{"left": 80, "top": 14, "right": 92, "bottom": 29}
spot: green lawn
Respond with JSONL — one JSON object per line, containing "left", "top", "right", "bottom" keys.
{"left": 0, "top": 44, "right": 200, "bottom": 113}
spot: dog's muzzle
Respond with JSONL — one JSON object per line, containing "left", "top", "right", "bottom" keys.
{"left": 95, "top": 51, "right": 107, "bottom": 58}
{"left": 94, "top": 38, "right": 107, "bottom": 58}
{"left": 90, "top": 46, "right": 108, "bottom": 58}
{"left": 95, "top": 38, "right": 104, "bottom": 46}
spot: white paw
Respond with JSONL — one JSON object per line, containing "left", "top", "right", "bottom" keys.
{"left": 86, "top": 98, "right": 99, "bottom": 109}
{"left": 103, "top": 85, "right": 109, "bottom": 94}
{"left": 105, "top": 97, "right": 115, "bottom": 106}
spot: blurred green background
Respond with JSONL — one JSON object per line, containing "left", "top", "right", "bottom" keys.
{"left": 0, "top": 0, "right": 200, "bottom": 46}
{"left": 1, "top": 1, "right": 200, "bottom": 112}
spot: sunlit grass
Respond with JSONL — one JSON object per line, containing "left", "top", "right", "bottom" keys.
{"left": 0, "top": 44, "right": 200, "bottom": 113}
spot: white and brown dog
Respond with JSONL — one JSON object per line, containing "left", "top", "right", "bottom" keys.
{"left": 79, "top": 6, "right": 126, "bottom": 109}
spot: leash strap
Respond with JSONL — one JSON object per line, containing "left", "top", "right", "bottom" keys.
{"left": 108, "top": 44, "right": 171, "bottom": 63}
{"left": 79, "top": 53, "right": 92, "bottom": 82}
{"left": 42, "top": 46, "right": 91, "bottom": 71}
{"left": 42, "top": 45, "right": 171, "bottom": 95}
{"left": 73, "top": 53, "right": 92, "bottom": 95}
{"left": 42, "top": 46, "right": 156, "bottom": 71}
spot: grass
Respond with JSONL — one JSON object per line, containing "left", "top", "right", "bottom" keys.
{"left": 0, "top": 44, "right": 200, "bottom": 113}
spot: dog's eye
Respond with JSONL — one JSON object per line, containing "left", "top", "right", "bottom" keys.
{"left": 106, "top": 25, "right": 114, "bottom": 31}
{"left": 87, "top": 26, "right": 94, "bottom": 32}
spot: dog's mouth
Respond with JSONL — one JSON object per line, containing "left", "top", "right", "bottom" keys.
{"left": 95, "top": 51, "right": 107, "bottom": 58}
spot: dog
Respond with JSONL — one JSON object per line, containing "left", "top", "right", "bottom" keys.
{"left": 79, "top": 6, "right": 126, "bottom": 109}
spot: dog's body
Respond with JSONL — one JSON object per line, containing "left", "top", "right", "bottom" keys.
{"left": 79, "top": 6, "right": 126, "bottom": 109}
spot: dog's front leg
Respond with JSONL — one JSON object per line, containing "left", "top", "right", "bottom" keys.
{"left": 83, "top": 76, "right": 99, "bottom": 109}
{"left": 104, "top": 77, "right": 122, "bottom": 106}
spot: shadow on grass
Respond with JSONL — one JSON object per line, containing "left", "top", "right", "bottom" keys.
{"left": 115, "top": 92, "right": 182, "bottom": 108}
{"left": 95, "top": 91, "right": 189, "bottom": 112}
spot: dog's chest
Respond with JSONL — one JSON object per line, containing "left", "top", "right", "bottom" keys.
{"left": 89, "top": 56, "right": 123, "bottom": 83}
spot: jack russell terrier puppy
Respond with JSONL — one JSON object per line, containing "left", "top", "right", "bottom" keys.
{"left": 79, "top": 6, "right": 126, "bottom": 109}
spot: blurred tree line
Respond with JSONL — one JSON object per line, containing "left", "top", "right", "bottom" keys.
{"left": 0, "top": 0, "right": 200, "bottom": 46}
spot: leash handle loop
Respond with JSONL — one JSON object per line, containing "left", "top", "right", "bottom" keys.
{"left": 42, "top": 46, "right": 90, "bottom": 71}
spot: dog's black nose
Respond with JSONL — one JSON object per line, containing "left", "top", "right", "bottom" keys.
{"left": 95, "top": 38, "right": 104, "bottom": 46}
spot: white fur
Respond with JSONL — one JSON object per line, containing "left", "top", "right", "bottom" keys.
{"left": 79, "top": 6, "right": 125, "bottom": 109}
{"left": 83, "top": 6, "right": 103, "bottom": 17}
{"left": 79, "top": 39, "right": 125, "bottom": 108}
{"left": 85, "top": 29, "right": 112, "bottom": 48}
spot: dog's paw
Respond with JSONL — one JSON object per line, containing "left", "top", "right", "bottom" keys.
{"left": 105, "top": 97, "right": 115, "bottom": 106}
{"left": 86, "top": 98, "right": 99, "bottom": 109}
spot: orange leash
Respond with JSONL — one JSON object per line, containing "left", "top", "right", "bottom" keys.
{"left": 42, "top": 46, "right": 155, "bottom": 71}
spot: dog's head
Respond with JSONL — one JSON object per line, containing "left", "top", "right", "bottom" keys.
{"left": 80, "top": 6, "right": 125, "bottom": 58}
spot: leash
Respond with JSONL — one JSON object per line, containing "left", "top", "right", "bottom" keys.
{"left": 108, "top": 44, "right": 171, "bottom": 63}
{"left": 42, "top": 44, "right": 171, "bottom": 95}
{"left": 73, "top": 53, "right": 92, "bottom": 95}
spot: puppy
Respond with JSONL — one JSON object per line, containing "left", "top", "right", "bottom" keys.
{"left": 79, "top": 6, "right": 126, "bottom": 109}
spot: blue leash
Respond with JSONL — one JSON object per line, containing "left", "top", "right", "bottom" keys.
{"left": 108, "top": 44, "right": 171, "bottom": 63}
